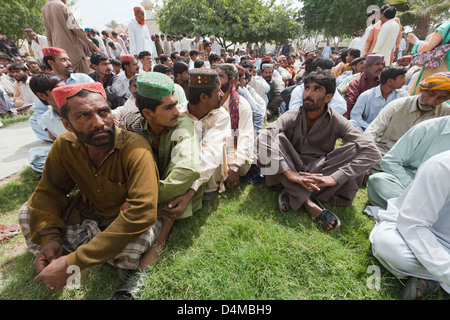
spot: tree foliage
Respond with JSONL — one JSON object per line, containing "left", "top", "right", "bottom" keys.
{"left": 0, "top": 0, "right": 47, "bottom": 43}
{"left": 388, "top": 0, "right": 450, "bottom": 39}
{"left": 157, "top": 0, "right": 300, "bottom": 48}
{"left": 299, "top": 0, "right": 385, "bottom": 38}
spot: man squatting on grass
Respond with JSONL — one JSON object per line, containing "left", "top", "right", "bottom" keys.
{"left": 18, "top": 82, "right": 162, "bottom": 293}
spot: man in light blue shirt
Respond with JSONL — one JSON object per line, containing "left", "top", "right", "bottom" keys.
{"left": 350, "top": 66, "right": 408, "bottom": 132}
{"left": 367, "top": 116, "right": 450, "bottom": 209}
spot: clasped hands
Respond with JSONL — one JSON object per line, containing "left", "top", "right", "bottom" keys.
{"left": 284, "top": 170, "right": 337, "bottom": 192}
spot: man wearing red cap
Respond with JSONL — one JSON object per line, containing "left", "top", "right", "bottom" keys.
{"left": 41, "top": 0, "right": 99, "bottom": 74}
{"left": 117, "top": 54, "right": 140, "bottom": 100}
{"left": 18, "top": 82, "right": 161, "bottom": 295}
{"left": 42, "top": 47, "right": 94, "bottom": 85}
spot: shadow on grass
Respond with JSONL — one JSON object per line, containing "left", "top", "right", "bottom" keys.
{"left": 0, "top": 236, "right": 121, "bottom": 300}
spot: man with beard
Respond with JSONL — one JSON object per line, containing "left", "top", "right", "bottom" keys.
{"left": 344, "top": 54, "right": 384, "bottom": 119}
{"left": 258, "top": 69, "right": 381, "bottom": 232}
{"left": 212, "top": 63, "right": 254, "bottom": 189}
{"left": 128, "top": 6, "right": 154, "bottom": 57}
{"left": 88, "top": 52, "right": 127, "bottom": 109}
{"left": 177, "top": 68, "right": 231, "bottom": 204}
{"left": 9, "top": 62, "right": 36, "bottom": 113}
{"left": 18, "top": 82, "right": 160, "bottom": 296}
{"left": 260, "top": 62, "right": 283, "bottom": 120}
{"left": 364, "top": 72, "right": 450, "bottom": 171}
{"left": 43, "top": 47, "right": 94, "bottom": 85}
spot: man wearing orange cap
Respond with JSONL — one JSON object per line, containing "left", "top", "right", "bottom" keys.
{"left": 41, "top": 0, "right": 99, "bottom": 74}
{"left": 18, "top": 82, "right": 161, "bottom": 296}
{"left": 128, "top": 7, "right": 154, "bottom": 56}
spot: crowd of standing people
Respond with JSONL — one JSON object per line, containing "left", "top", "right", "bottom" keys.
{"left": 0, "top": 0, "right": 450, "bottom": 301}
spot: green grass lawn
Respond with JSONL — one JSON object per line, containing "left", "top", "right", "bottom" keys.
{"left": 0, "top": 166, "right": 412, "bottom": 301}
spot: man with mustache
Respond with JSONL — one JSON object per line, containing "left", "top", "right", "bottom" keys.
{"left": 177, "top": 68, "right": 231, "bottom": 204}
{"left": 212, "top": 63, "right": 255, "bottom": 190}
{"left": 364, "top": 72, "right": 450, "bottom": 208}
{"left": 18, "top": 82, "right": 161, "bottom": 296}
{"left": 258, "top": 69, "right": 381, "bottom": 232}
{"left": 88, "top": 52, "right": 128, "bottom": 109}
{"left": 344, "top": 54, "right": 385, "bottom": 119}
{"left": 42, "top": 47, "right": 94, "bottom": 85}
{"left": 365, "top": 72, "right": 450, "bottom": 170}
{"left": 9, "top": 62, "right": 36, "bottom": 113}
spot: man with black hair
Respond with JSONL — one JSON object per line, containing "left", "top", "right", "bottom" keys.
{"left": 42, "top": 47, "right": 93, "bottom": 85}
{"left": 9, "top": 62, "right": 36, "bottom": 113}
{"left": 173, "top": 61, "right": 189, "bottom": 98}
{"left": 350, "top": 66, "right": 408, "bottom": 132}
{"left": 189, "top": 50, "right": 198, "bottom": 69}
{"left": 372, "top": 6, "right": 400, "bottom": 66}
{"left": 18, "top": 82, "right": 160, "bottom": 299}
{"left": 117, "top": 73, "right": 201, "bottom": 298}
{"left": 258, "top": 69, "right": 381, "bottom": 232}
{"left": 117, "top": 54, "right": 140, "bottom": 99}
{"left": 138, "top": 51, "right": 153, "bottom": 72}
{"left": 110, "top": 58, "right": 122, "bottom": 75}
{"left": 88, "top": 52, "right": 127, "bottom": 109}
{"left": 28, "top": 72, "right": 67, "bottom": 171}
{"left": 0, "top": 31, "right": 19, "bottom": 58}
{"left": 159, "top": 54, "right": 173, "bottom": 69}
{"left": 289, "top": 56, "right": 347, "bottom": 115}
{"left": 31, "top": 47, "right": 93, "bottom": 141}
{"left": 208, "top": 52, "right": 221, "bottom": 66}
{"left": 23, "top": 28, "right": 49, "bottom": 63}
{"left": 177, "top": 68, "right": 231, "bottom": 204}
{"left": 212, "top": 63, "right": 254, "bottom": 189}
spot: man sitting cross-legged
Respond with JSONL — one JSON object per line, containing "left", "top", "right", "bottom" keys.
{"left": 258, "top": 69, "right": 381, "bottom": 231}
{"left": 18, "top": 82, "right": 161, "bottom": 299}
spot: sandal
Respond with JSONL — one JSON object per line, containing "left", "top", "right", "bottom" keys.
{"left": 402, "top": 277, "right": 441, "bottom": 300}
{"left": 278, "top": 190, "right": 290, "bottom": 212}
{"left": 108, "top": 269, "right": 148, "bottom": 300}
{"left": 312, "top": 200, "right": 341, "bottom": 232}
{"left": 0, "top": 224, "right": 21, "bottom": 242}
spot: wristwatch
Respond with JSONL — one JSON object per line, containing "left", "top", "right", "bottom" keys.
{"left": 230, "top": 166, "right": 239, "bottom": 173}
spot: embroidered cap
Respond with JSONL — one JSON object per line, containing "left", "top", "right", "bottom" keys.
{"left": 51, "top": 82, "right": 107, "bottom": 109}
{"left": 188, "top": 68, "right": 220, "bottom": 88}
{"left": 42, "top": 47, "right": 67, "bottom": 57}
{"left": 120, "top": 54, "right": 135, "bottom": 63}
{"left": 137, "top": 71, "right": 174, "bottom": 100}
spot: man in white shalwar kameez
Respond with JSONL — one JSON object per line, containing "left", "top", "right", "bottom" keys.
{"left": 368, "top": 150, "right": 450, "bottom": 300}
{"left": 372, "top": 7, "right": 399, "bottom": 66}
{"left": 128, "top": 7, "right": 154, "bottom": 57}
